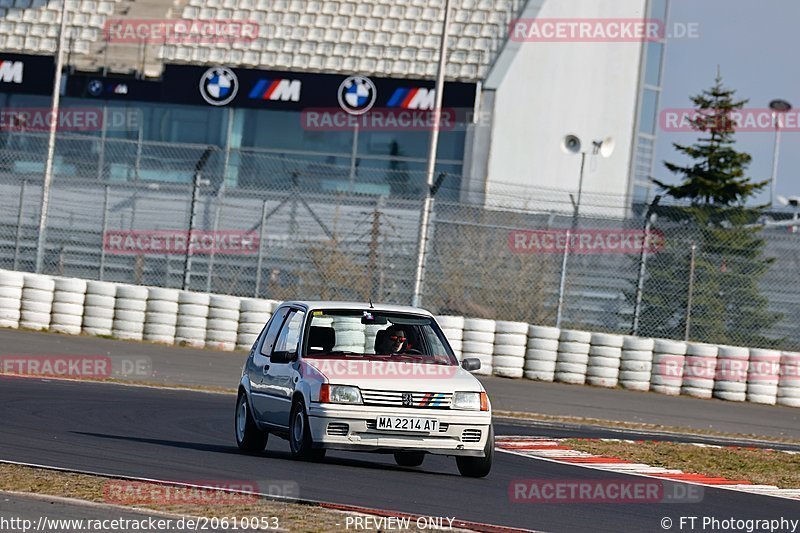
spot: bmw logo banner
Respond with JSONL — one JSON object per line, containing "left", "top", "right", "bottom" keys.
{"left": 199, "top": 67, "right": 239, "bottom": 106}
{"left": 161, "top": 64, "right": 477, "bottom": 112}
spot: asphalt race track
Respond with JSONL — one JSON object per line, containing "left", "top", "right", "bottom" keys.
{"left": 1, "top": 328, "right": 798, "bottom": 439}
{"left": 1, "top": 377, "right": 798, "bottom": 532}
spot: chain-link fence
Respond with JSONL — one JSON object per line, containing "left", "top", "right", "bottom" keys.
{"left": 1, "top": 131, "right": 800, "bottom": 350}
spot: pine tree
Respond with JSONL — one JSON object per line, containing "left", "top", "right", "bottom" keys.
{"left": 635, "top": 73, "right": 781, "bottom": 346}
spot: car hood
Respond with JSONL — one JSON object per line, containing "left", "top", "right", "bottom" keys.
{"left": 302, "top": 358, "right": 483, "bottom": 393}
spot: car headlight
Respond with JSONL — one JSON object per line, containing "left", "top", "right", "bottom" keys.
{"left": 321, "top": 384, "right": 363, "bottom": 404}
{"left": 452, "top": 391, "right": 482, "bottom": 410}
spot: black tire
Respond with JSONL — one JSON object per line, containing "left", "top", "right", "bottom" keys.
{"left": 289, "top": 399, "right": 326, "bottom": 461}
{"left": 394, "top": 452, "right": 425, "bottom": 467}
{"left": 456, "top": 425, "right": 494, "bottom": 478}
{"left": 235, "top": 392, "right": 267, "bottom": 453}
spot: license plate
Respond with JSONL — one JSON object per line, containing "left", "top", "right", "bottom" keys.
{"left": 376, "top": 416, "right": 439, "bottom": 433}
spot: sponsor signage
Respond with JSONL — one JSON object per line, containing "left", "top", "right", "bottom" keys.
{"left": 161, "top": 65, "right": 476, "bottom": 111}
{"left": 0, "top": 53, "right": 55, "bottom": 95}
{"left": 65, "top": 73, "right": 162, "bottom": 101}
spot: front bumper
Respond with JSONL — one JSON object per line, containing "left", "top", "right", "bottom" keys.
{"left": 307, "top": 404, "right": 492, "bottom": 456}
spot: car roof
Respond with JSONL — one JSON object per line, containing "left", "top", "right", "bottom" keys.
{"left": 279, "top": 300, "right": 434, "bottom": 317}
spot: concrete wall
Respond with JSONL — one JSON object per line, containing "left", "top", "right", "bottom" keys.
{"left": 477, "top": 0, "right": 648, "bottom": 217}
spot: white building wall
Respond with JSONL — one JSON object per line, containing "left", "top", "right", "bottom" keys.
{"left": 479, "top": 0, "right": 648, "bottom": 217}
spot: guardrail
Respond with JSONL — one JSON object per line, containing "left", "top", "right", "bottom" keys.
{"left": 1, "top": 268, "right": 797, "bottom": 408}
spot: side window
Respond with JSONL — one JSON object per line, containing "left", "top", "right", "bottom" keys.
{"left": 258, "top": 308, "right": 289, "bottom": 358}
{"left": 426, "top": 328, "right": 448, "bottom": 355}
{"left": 273, "top": 310, "right": 306, "bottom": 357}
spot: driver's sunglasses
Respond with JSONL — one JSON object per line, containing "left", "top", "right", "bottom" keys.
{"left": 390, "top": 335, "right": 406, "bottom": 342}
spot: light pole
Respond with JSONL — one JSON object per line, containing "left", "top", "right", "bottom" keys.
{"left": 554, "top": 135, "right": 614, "bottom": 328}
{"left": 34, "top": 0, "right": 69, "bottom": 273}
{"left": 411, "top": 0, "right": 451, "bottom": 308}
{"left": 769, "top": 99, "right": 792, "bottom": 207}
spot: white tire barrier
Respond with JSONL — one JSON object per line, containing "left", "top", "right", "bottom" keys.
{"left": 332, "top": 316, "right": 365, "bottom": 352}
{"left": 439, "top": 320, "right": 464, "bottom": 360}
{"left": 204, "top": 294, "right": 240, "bottom": 351}
{"left": 746, "top": 348, "right": 781, "bottom": 405}
{"left": 619, "top": 337, "right": 655, "bottom": 391}
{"left": 6, "top": 268, "right": 800, "bottom": 409}
{"left": 713, "top": 346, "right": 749, "bottom": 402}
{"left": 19, "top": 274, "right": 54, "bottom": 330}
{"left": 777, "top": 352, "right": 800, "bottom": 408}
{"left": 144, "top": 287, "right": 179, "bottom": 344}
{"left": 492, "top": 321, "right": 527, "bottom": 378}
{"left": 436, "top": 315, "right": 465, "bottom": 330}
{"left": 112, "top": 284, "right": 148, "bottom": 341}
{"left": 50, "top": 277, "right": 88, "bottom": 334}
{"left": 555, "top": 330, "right": 590, "bottom": 385}
{"left": 586, "top": 332, "right": 623, "bottom": 388}
{"left": 0, "top": 271, "right": 24, "bottom": 329}
{"left": 175, "top": 291, "right": 209, "bottom": 347}
{"left": 462, "top": 318, "right": 495, "bottom": 375}
{"left": 649, "top": 339, "right": 687, "bottom": 395}
{"left": 81, "top": 281, "right": 116, "bottom": 336}
{"left": 524, "top": 324, "right": 559, "bottom": 382}
{"left": 681, "top": 343, "right": 718, "bottom": 399}
{"left": 494, "top": 320, "right": 529, "bottom": 335}
{"left": 528, "top": 325, "right": 560, "bottom": 340}
{"left": 237, "top": 298, "right": 272, "bottom": 351}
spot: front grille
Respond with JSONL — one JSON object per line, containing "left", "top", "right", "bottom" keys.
{"left": 326, "top": 422, "right": 349, "bottom": 436}
{"left": 461, "top": 429, "right": 482, "bottom": 443}
{"left": 360, "top": 389, "right": 453, "bottom": 409}
{"left": 367, "top": 420, "right": 449, "bottom": 432}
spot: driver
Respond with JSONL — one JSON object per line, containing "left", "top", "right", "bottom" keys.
{"left": 376, "top": 325, "right": 408, "bottom": 354}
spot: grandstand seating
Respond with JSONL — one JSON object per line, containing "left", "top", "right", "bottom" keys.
{"left": 0, "top": 0, "right": 522, "bottom": 81}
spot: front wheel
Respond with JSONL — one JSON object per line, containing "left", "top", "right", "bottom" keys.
{"left": 289, "top": 399, "right": 326, "bottom": 461}
{"left": 394, "top": 452, "right": 425, "bottom": 467}
{"left": 456, "top": 425, "right": 493, "bottom": 478}
{"left": 235, "top": 392, "right": 267, "bottom": 453}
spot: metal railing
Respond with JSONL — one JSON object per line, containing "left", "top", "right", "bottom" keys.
{"left": 2, "top": 131, "right": 799, "bottom": 350}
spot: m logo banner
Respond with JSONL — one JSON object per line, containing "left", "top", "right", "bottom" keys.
{"left": 249, "top": 79, "right": 302, "bottom": 101}
{"left": 0, "top": 61, "right": 23, "bottom": 84}
{"left": 387, "top": 88, "right": 436, "bottom": 110}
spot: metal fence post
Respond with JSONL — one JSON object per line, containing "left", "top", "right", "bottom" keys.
{"left": 554, "top": 227, "right": 571, "bottom": 328}
{"left": 13, "top": 180, "right": 27, "bottom": 271}
{"left": 97, "top": 106, "right": 107, "bottom": 181}
{"left": 182, "top": 175, "right": 202, "bottom": 291}
{"left": 206, "top": 183, "right": 225, "bottom": 293}
{"left": 99, "top": 185, "right": 110, "bottom": 280}
{"left": 684, "top": 243, "right": 697, "bottom": 341}
{"left": 254, "top": 199, "right": 268, "bottom": 298}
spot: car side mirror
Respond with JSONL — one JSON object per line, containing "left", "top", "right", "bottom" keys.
{"left": 461, "top": 358, "right": 481, "bottom": 371}
{"left": 270, "top": 350, "right": 295, "bottom": 364}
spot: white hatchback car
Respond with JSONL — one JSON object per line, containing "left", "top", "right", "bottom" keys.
{"left": 235, "top": 301, "right": 494, "bottom": 477}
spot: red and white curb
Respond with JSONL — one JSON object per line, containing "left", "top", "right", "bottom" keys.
{"left": 495, "top": 436, "right": 800, "bottom": 501}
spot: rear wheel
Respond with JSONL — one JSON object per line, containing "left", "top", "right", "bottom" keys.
{"left": 235, "top": 392, "right": 267, "bottom": 453}
{"left": 394, "top": 452, "right": 425, "bottom": 467}
{"left": 456, "top": 425, "right": 494, "bottom": 478}
{"left": 289, "top": 399, "right": 326, "bottom": 461}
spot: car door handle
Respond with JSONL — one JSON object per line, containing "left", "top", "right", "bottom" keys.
{"left": 262, "top": 365, "right": 270, "bottom": 375}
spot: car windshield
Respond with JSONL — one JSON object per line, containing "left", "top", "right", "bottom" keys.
{"left": 304, "top": 309, "right": 458, "bottom": 366}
